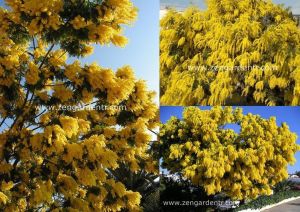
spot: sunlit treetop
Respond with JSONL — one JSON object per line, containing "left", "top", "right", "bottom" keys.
{"left": 4, "top": 0, "right": 137, "bottom": 51}
{"left": 160, "top": 0, "right": 300, "bottom": 106}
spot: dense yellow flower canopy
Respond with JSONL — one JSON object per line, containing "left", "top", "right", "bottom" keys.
{"left": 160, "top": 0, "right": 300, "bottom": 106}
{"left": 0, "top": 0, "right": 158, "bottom": 211}
{"left": 160, "top": 107, "right": 300, "bottom": 200}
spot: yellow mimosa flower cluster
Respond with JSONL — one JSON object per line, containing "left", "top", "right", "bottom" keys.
{"left": 160, "top": 0, "right": 300, "bottom": 105}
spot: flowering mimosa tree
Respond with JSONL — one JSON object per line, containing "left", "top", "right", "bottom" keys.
{"left": 0, "top": 0, "right": 158, "bottom": 211}
{"left": 160, "top": 107, "right": 299, "bottom": 200}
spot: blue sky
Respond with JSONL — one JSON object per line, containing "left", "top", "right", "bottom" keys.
{"left": 161, "top": 0, "right": 300, "bottom": 14}
{"left": 161, "top": 106, "right": 300, "bottom": 174}
{"left": 273, "top": 0, "right": 300, "bottom": 14}
{"left": 77, "top": 0, "right": 159, "bottom": 99}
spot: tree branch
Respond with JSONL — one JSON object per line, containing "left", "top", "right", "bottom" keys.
{"left": 39, "top": 44, "right": 55, "bottom": 69}
{"left": 30, "top": 125, "right": 43, "bottom": 132}
{"left": 9, "top": 89, "right": 30, "bottom": 131}
{"left": 32, "top": 36, "right": 36, "bottom": 50}
{"left": 149, "top": 129, "right": 158, "bottom": 135}
{"left": 34, "top": 109, "right": 47, "bottom": 120}
{"left": 0, "top": 117, "right": 7, "bottom": 128}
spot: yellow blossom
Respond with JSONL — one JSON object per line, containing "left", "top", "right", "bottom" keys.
{"left": 1, "top": 181, "right": 14, "bottom": 191}
{"left": 25, "top": 62, "right": 40, "bottom": 85}
{"left": 59, "top": 116, "right": 79, "bottom": 138}
{"left": 0, "top": 192, "right": 8, "bottom": 205}
{"left": 53, "top": 84, "right": 73, "bottom": 102}
{"left": 70, "top": 15, "right": 89, "bottom": 29}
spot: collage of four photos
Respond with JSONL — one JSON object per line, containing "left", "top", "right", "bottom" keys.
{"left": 0, "top": 0, "right": 300, "bottom": 211}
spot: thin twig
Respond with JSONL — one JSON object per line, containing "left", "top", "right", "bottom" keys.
{"left": 34, "top": 109, "right": 47, "bottom": 119}
{"left": 0, "top": 117, "right": 7, "bottom": 128}
{"left": 30, "top": 125, "right": 42, "bottom": 132}
{"left": 149, "top": 129, "right": 158, "bottom": 135}
{"left": 44, "top": 158, "right": 58, "bottom": 165}
{"left": 3, "top": 121, "right": 9, "bottom": 128}
{"left": 26, "top": 51, "right": 34, "bottom": 57}
{"left": 44, "top": 83, "right": 65, "bottom": 87}
{"left": 9, "top": 89, "right": 30, "bottom": 131}
{"left": 32, "top": 37, "right": 36, "bottom": 50}
{"left": 39, "top": 44, "right": 55, "bottom": 69}
{"left": 84, "top": 100, "right": 100, "bottom": 107}
{"left": 59, "top": 51, "right": 67, "bottom": 59}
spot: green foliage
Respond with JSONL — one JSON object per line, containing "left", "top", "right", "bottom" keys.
{"left": 160, "top": 175, "right": 214, "bottom": 212}
{"left": 295, "top": 171, "right": 300, "bottom": 177}
{"left": 142, "top": 190, "right": 160, "bottom": 212}
{"left": 273, "top": 180, "right": 296, "bottom": 193}
{"left": 234, "top": 190, "right": 300, "bottom": 211}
